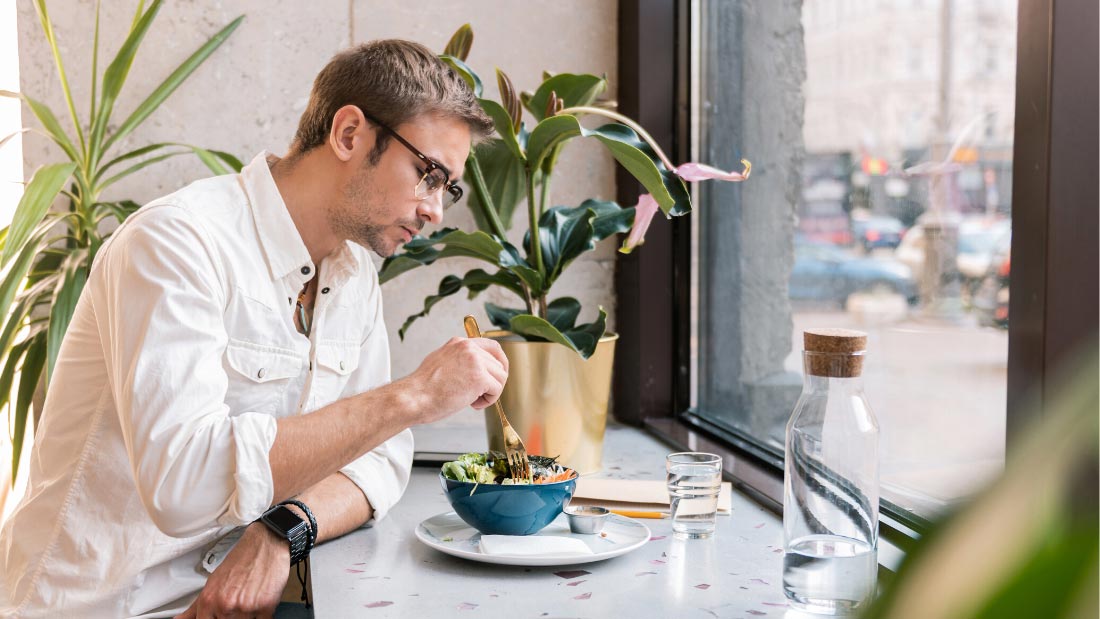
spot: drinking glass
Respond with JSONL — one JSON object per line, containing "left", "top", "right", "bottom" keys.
{"left": 666, "top": 452, "right": 723, "bottom": 539}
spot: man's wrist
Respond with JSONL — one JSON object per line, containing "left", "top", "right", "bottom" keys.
{"left": 374, "top": 378, "right": 430, "bottom": 428}
{"left": 246, "top": 520, "right": 292, "bottom": 561}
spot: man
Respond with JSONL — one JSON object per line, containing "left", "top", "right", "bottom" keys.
{"left": 0, "top": 39, "right": 499, "bottom": 617}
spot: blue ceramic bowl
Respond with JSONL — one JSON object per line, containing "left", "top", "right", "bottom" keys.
{"left": 440, "top": 473, "right": 578, "bottom": 536}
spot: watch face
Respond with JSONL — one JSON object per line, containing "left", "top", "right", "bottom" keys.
{"left": 264, "top": 506, "right": 305, "bottom": 533}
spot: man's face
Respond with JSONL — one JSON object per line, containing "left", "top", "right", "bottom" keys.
{"left": 329, "top": 113, "right": 472, "bottom": 257}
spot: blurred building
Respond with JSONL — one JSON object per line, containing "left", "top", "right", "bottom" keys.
{"left": 800, "top": 0, "right": 1017, "bottom": 227}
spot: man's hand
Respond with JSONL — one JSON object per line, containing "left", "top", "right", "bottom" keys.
{"left": 400, "top": 336, "right": 509, "bottom": 423}
{"left": 175, "top": 523, "right": 290, "bottom": 619}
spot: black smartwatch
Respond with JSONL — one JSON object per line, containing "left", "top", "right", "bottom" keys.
{"left": 259, "top": 504, "right": 311, "bottom": 564}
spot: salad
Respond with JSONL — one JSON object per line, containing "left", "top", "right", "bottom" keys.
{"left": 440, "top": 452, "right": 576, "bottom": 485}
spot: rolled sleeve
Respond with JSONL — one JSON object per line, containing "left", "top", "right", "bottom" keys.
{"left": 94, "top": 205, "right": 277, "bottom": 537}
{"left": 218, "top": 412, "right": 278, "bottom": 527}
{"left": 339, "top": 428, "right": 414, "bottom": 522}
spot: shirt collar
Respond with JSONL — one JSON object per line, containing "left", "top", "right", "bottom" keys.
{"left": 239, "top": 151, "right": 360, "bottom": 282}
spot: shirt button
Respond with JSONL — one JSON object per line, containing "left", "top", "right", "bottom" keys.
{"left": 257, "top": 368, "right": 267, "bottom": 379}
{"left": 339, "top": 360, "right": 346, "bottom": 371}
{"left": 321, "top": 287, "right": 330, "bottom": 294}
{"left": 301, "top": 266, "right": 311, "bottom": 275}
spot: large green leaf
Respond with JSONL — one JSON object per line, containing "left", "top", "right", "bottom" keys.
{"left": 524, "top": 199, "right": 634, "bottom": 287}
{"left": 525, "top": 73, "right": 607, "bottom": 122}
{"left": 545, "top": 297, "right": 581, "bottom": 332}
{"left": 440, "top": 55, "right": 482, "bottom": 97}
{"left": 478, "top": 98, "right": 524, "bottom": 160}
{"left": 508, "top": 306, "right": 607, "bottom": 359}
{"left": 465, "top": 139, "right": 527, "bottom": 232}
{"left": 526, "top": 117, "right": 690, "bottom": 216}
{"left": 484, "top": 303, "right": 525, "bottom": 331}
{"left": 88, "top": 0, "right": 164, "bottom": 167}
{"left": 379, "top": 228, "right": 507, "bottom": 283}
{"left": 11, "top": 333, "right": 46, "bottom": 482}
{"left": 2, "top": 163, "right": 75, "bottom": 269}
{"left": 46, "top": 249, "right": 88, "bottom": 382}
{"left": 398, "top": 269, "right": 524, "bottom": 340}
{"left": 102, "top": 14, "right": 245, "bottom": 155}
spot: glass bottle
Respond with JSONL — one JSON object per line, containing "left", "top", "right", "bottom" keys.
{"left": 783, "top": 329, "right": 879, "bottom": 615}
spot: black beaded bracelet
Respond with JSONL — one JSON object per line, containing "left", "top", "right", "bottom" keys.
{"left": 279, "top": 499, "right": 317, "bottom": 555}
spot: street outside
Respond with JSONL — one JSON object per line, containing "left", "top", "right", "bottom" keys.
{"left": 789, "top": 294, "right": 1007, "bottom": 518}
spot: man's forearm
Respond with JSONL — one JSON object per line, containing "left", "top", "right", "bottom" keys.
{"left": 280, "top": 472, "right": 372, "bottom": 544}
{"left": 268, "top": 378, "right": 423, "bottom": 503}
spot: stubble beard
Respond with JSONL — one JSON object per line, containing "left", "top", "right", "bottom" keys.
{"left": 331, "top": 167, "right": 398, "bottom": 257}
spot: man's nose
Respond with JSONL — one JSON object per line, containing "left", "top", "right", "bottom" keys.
{"left": 416, "top": 191, "right": 444, "bottom": 225}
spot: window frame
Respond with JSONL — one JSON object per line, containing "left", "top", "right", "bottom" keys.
{"left": 613, "top": 0, "right": 1098, "bottom": 542}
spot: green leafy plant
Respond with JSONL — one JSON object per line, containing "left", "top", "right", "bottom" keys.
{"left": 380, "top": 25, "right": 749, "bottom": 359}
{"left": 0, "top": 0, "right": 243, "bottom": 482}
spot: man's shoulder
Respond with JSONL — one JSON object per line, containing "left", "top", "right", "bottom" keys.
{"left": 114, "top": 175, "right": 251, "bottom": 246}
{"left": 144, "top": 174, "right": 247, "bottom": 219}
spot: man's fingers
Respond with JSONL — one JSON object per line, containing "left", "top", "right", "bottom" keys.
{"left": 174, "top": 602, "right": 197, "bottom": 619}
{"left": 468, "top": 337, "right": 509, "bottom": 374}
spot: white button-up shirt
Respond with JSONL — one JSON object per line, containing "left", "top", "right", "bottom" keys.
{"left": 0, "top": 152, "right": 413, "bottom": 617}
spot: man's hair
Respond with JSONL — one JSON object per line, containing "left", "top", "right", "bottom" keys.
{"left": 291, "top": 39, "right": 494, "bottom": 162}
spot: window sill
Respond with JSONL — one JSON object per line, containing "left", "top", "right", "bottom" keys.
{"left": 643, "top": 415, "right": 909, "bottom": 572}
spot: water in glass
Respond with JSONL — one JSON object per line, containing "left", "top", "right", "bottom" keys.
{"left": 666, "top": 462, "right": 721, "bottom": 538}
{"left": 783, "top": 534, "right": 877, "bottom": 615}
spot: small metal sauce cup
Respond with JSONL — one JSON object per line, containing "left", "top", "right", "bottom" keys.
{"left": 564, "top": 506, "right": 610, "bottom": 534}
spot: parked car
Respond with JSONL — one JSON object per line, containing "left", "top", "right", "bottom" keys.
{"left": 851, "top": 214, "right": 906, "bottom": 251}
{"left": 790, "top": 242, "right": 918, "bottom": 306}
{"left": 972, "top": 232, "right": 1011, "bottom": 329}
{"left": 895, "top": 216, "right": 1011, "bottom": 285}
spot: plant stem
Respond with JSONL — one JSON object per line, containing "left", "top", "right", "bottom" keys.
{"left": 465, "top": 154, "right": 509, "bottom": 241}
{"left": 526, "top": 171, "right": 544, "bottom": 280}
{"left": 519, "top": 281, "right": 534, "bottom": 315}
{"left": 558, "top": 105, "right": 678, "bottom": 171}
{"left": 538, "top": 168, "right": 552, "bottom": 218}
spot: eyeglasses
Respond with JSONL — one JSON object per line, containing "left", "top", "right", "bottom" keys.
{"left": 357, "top": 108, "right": 463, "bottom": 209}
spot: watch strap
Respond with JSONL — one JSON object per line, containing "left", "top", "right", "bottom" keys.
{"left": 279, "top": 499, "right": 317, "bottom": 553}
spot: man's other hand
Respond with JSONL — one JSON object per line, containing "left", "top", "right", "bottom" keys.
{"left": 175, "top": 523, "right": 290, "bottom": 619}
{"left": 403, "top": 336, "right": 509, "bottom": 422}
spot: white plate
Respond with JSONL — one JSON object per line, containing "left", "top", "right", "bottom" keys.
{"left": 415, "top": 511, "right": 651, "bottom": 567}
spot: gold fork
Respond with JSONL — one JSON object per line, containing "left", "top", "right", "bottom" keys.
{"left": 463, "top": 315, "right": 532, "bottom": 482}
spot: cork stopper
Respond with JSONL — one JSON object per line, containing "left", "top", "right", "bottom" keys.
{"left": 803, "top": 328, "right": 867, "bottom": 377}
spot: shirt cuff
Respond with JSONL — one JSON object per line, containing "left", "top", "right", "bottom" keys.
{"left": 339, "top": 429, "right": 414, "bottom": 523}
{"left": 217, "top": 411, "right": 278, "bottom": 527}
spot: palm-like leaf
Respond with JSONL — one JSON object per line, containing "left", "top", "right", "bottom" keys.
{"left": 1, "top": 2, "right": 244, "bottom": 484}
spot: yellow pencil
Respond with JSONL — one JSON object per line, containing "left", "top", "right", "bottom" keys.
{"left": 609, "top": 509, "right": 668, "bottom": 519}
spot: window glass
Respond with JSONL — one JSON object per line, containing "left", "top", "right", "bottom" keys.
{"left": 691, "top": 0, "right": 1016, "bottom": 520}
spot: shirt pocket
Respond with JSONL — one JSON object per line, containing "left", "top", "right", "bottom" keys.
{"left": 224, "top": 339, "right": 303, "bottom": 415}
{"left": 313, "top": 339, "right": 360, "bottom": 406}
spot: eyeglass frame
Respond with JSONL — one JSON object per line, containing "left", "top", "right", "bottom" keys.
{"left": 356, "top": 107, "right": 463, "bottom": 209}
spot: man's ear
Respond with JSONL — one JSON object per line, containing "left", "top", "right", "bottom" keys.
{"left": 328, "top": 105, "right": 370, "bottom": 163}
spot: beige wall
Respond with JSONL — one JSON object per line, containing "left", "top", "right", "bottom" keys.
{"left": 16, "top": 0, "right": 619, "bottom": 381}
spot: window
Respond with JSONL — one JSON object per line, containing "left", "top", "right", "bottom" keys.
{"left": 688, "top": 0, "right": 1017, "bottom": 524}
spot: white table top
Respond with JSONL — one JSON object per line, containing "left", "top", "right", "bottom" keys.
{"left": 310, "top": 425, "right": 791, "bottom": 618}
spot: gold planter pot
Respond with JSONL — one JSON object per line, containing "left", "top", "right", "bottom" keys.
{"left": 483, "top": 331, "right": 618, "bottom": 475}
